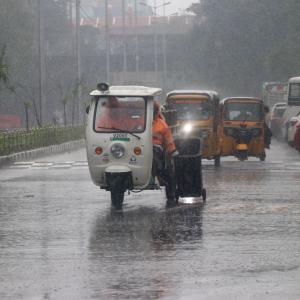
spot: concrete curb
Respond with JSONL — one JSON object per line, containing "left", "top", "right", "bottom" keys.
{"left": 0, "top": 139, "right": 85, "bottom": 167}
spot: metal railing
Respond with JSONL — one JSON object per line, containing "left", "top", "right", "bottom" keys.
{"left": 0, "top": 126, "right": 85, "bottom": 156}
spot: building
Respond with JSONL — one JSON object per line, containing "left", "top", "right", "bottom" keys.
{"left": 81, "top": 0, "right": 152, "bottom": 19}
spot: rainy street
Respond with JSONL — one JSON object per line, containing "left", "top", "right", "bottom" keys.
{"left": 0, "top": 141, "right": 299, "bottom": 300}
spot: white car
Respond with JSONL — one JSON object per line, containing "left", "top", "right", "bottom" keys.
{"left": 286, "top": 111, "right": 300, "bottom": 146}
{"left": 269, "top": 102, "right": 286, "bottom": 138}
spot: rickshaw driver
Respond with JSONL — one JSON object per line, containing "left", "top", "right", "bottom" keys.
{"left": 152, "top": 101, "right": 179, "bottom": 207}
{"left": 97, "top": 96, "right": 131, "bottom": 130}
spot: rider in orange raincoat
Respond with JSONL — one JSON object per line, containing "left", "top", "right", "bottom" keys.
{"left": 152, "top": 101, "right": 176, "bottom": 155}
{"left": 152, "top": 101, "right": 178, "bottom": 207}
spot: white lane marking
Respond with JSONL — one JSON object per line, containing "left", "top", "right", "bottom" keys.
{"left": 6, "top": 160, "right": 300, "bottom": 171}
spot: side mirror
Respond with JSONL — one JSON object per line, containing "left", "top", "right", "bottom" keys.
{"left": 289, "top": 117, "right": 298, "bottom": 125}
{"left": 86, "top": 105, "right": 90, "bottom": 114}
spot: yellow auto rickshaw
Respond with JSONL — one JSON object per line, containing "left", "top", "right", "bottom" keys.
{"left": 220, "top": 97, "right": 266, "bottom": 161}
{"left": 165, "top": 90, "right": 221, "bottom": 166}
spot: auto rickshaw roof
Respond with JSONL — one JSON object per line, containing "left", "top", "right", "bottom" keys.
{"left": 220, "top": 97, "right": 263, "bottom": 104}
{"left": 167, "top": 90, "right": 219, "bottom": 98}
{"left": 90, "top": 85, "right": 162, "bottom": 97}
{"left": 288, "top": 76, "right": 300, "bottom": 83}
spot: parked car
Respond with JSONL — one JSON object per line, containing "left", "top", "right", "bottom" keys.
{"left": 269, "top": 102, "right": 286, "bottom": 138}
{"left": 286, "top": 111, "right": 300, "bottom": 146}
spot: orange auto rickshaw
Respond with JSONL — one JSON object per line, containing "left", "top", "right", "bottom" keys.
{"left": 165, "top": 90, "right": 221, "bottom": 166}
{"left": 220, "top": 97, "right": 266, "bottom": 161}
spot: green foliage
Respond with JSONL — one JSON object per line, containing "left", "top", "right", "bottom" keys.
{"left": 0, "top": 126, "right": 85, "bottom": 156}
{"left": 186, "top": 0, "right": 300, "bottom": 96}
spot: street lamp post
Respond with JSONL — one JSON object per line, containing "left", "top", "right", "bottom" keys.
{"left": 153, "top": 0, "right": 158, "bottom": 84}
{"left": 162, "top": 0, "right": 167, "bottom": 91}
{"left": 37, "top": 0, "right": 44, "bottom": 126}
{"left": 122, "top": 0, "right": 127, "bottom": 83}
{"left": 105, "top": 0, "right": 111, "bottom": 83}
{"left": 135, "top": 0, "right": 139, "bottom": 82}
{"left": 75, "top": 0, "right": 82, "bottom": 124}
{"left": 141, "top": 1, "right": 170, "bottom": 85}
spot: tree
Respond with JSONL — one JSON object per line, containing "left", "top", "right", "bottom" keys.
{"left": 0, "top": 47, "right": 8, "bottom": 85}
{"left": 186, "top": 0, "right": 300, "bottom": 96}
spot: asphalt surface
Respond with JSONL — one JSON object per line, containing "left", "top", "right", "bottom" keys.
{"left": 0, "top": 141, "right": 300, "bottom": 300}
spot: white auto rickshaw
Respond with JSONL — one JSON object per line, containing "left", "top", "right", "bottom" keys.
{"left": 86, "top": 83, "right": 162, "bottom": 208}
{"left": 85, "top": 83, "right": 206, "bottom": 209}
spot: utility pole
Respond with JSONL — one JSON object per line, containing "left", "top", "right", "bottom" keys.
{"left": 38, "top": 0, "right": 45, "bottom": 126}
{"left": 122, "top": 0, "right": 127, "bottom": 83}
{"left": 75, "top": 0, "right": 82, "bottom": 124}
{"left": 162, "top": 0, "right": 167, "bottom": 91}
{"left": 153, "top": 0, "right": 158, "bottom": 85}
{"left": 105, "top": 0, "right": 111, "bottom": 83}
{"left": 135, "top": 0, "right": 139, "bottom": 82}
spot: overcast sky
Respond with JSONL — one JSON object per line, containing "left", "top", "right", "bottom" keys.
{"left": 159, "top": 0, "right": 196, "bottom": 15}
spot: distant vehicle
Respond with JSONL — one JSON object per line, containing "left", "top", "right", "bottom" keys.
{"left": 219, "top": 97, "right": 266, "bottom": 161}
{"left": 269, "top": 102, "right": 286, "bottom": 138}
{"left": 286, "top": 112, "right": 300, "bottom": 147}
{"left": 165, "top": 90, "right": 221, "bottom": 166}
{"left": 0, "top": 115, "right": 21, "bottom": 130}
{"left": 282, "top": 77, "right": 300, "bottom": 142}
{"left": 262, "top": 82, "right": 288, "bottom": 109}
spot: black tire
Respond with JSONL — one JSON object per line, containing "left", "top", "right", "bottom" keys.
{"left": 214, "top": 155, "right": 221, "bottom": 167}
{"left": 237, "top": 151, "right": 247, "bottom": 161}
{"left": 111, "top": 191, "right": 124, "bottom": 210}
{"left": 259, "top": 152, "right": 266, "bottom": 161}
{"left": 202, "top": 188, "right": 207, "bottom": 202}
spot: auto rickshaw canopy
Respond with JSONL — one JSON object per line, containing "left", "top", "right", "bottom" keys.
{"left": 90, "top": 85, "right": 162, "bottom": 98}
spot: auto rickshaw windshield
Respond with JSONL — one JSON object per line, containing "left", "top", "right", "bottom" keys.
{"left": 224, "top": 102, "right": 263, "bottom": 122}
{"left": 169, "top": 99, "right": 212, "bottom": 121}
{"left": 94, "top": 96, "right": 146, "bottom": 133}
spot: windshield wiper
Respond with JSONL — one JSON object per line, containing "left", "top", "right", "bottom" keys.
{"left": 97, "top": 126, "right": 141, "bottom": 140}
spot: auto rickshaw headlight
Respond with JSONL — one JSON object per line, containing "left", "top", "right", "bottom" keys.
{"left": 111, "top": 144, "right": 125, "bottom": 159}
{"left": 182, "top": 123, "right": 193, "bottom": 134}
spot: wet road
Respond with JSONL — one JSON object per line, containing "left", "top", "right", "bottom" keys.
{"left": 0, "top": 141, "right": 300, "bottom": 300}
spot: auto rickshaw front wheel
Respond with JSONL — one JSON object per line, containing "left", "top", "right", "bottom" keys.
{"left": 202, "top": 188, "right": 207, "bottom": 202}
{"left": 237, "top": 151, "right": 248, "bottom": 161}
{"left": 259, "top": 152, "right": 266, "bottom": 161}
{"left": 111, "top": 191, "right": 124, "bottom": 210}
{"left": 214, "top": 155, "right": 221, "bottom": 167}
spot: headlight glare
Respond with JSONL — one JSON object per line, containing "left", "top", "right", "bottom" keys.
{"left": 182, "top": 123, "right": 193, "bottom": 134}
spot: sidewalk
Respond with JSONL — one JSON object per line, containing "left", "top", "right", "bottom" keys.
{"left": 0, "top": 139, "right": 85, "bottom": 167}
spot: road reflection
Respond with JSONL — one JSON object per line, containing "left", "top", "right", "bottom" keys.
{"left": 88, "top": 204, "right": 204, "bottom": 299}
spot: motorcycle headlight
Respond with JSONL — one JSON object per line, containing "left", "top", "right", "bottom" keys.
{"left": 182, "top": 123, "right": 193, "bottom": 134}
{"left": 111, "top": 144, "right": 125, "bottom": 159}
